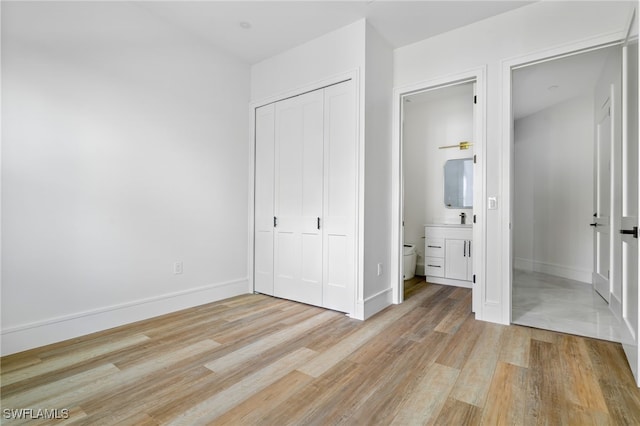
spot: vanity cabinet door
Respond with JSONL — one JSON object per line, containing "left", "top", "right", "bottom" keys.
{"left": 465, "top": 240, "right": 473, "bottom": 281}
{"left": 445, "top": 239, "right": 468, "bottom": 281}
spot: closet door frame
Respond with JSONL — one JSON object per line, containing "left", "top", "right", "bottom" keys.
{"left": 248, "top": 69, "right": 362, "bottom": 318}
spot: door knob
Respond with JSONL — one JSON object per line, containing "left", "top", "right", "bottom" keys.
{"left": 620, "top": 227, "right": 638, "bottom": 238}
{"left": 590, "top": 223, "right": 599, "bottom": 227}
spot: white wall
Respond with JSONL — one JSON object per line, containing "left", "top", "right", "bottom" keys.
{"left": 362, "top": 23, "right": 393, "bottom": 306}
{"left": 1, "top": 2, "right": 251, "bottom": 355}
{"left": 394, "top": 1, "right": 634, "bottom": 323}
{"left": 251, "top": 20, "right": 366, "bottom": 102}
{"left": 513, "top": 95, "right": 594, "bottom": 283}
{"left": 403, "top": 84, "right": 474, "bottom": 271}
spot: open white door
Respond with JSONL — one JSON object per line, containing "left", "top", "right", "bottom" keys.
{"left": 594, "top": 102, "right": 612, "bottom": 302}
{"left": 620, "top": 15, "right": 639, "bottom": 386}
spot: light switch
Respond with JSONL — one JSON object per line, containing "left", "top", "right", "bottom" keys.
{"left": 488, "top": 197, "right": 498, "bottom": 210}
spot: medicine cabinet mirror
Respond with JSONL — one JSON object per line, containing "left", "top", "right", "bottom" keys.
{"left": 444, "top": 158, "right": 473, "bottom": 209}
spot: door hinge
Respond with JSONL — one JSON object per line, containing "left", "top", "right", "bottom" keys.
{"left": 473, "top": 274, "right": 476, "bottom": 284}
{"left": 274, "top": 216, "right": 277, "bottom": 228}
{"left": 473, "top": 95, "right": 477, "bottom": 104}
{"left": 473, "top": 214, "right": 476, "bottom": 224}
{"left": 473, "top": 154, "right": 477, "bottom": 164}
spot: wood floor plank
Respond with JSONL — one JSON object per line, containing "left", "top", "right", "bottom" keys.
{"left": 344, "top": 330, "right": 451, "bottom": 424}
{"left": 1, "top": 334, "right": 149, "bottom": 386}
{"left": 434, "top": 397, "right": 482, "bottom": 425}
{"left": 0, "top": 356, "right": 42, "bottom": 374}
{"left": 480, "top": 361, "right": 527, "bottom": 425}
{"left": 205, "top": 310, "right": 337, "bottom": 373}
{"left": 2, "top": 284, "right": 639, "bottom": 424}
{"left": 585, "top": 338, "right": 640, "bottom": 424}
{"left": 389, "top": 362, "right": 460, "bottom": 425}
{"left": 497, "top": 324, "right": 531, "bottom": 368}
{"left": 210, "top": 370, "right": 315, "bottom": 425}
{"left": 35, "top": 406, "right": 88, "bottom": 426}
{"left": 434, "top": 290, "right": 473, "bottom": 334}
{"left": 2, "top": 363, "right": 120, "bottom": 408}
{"left": 24, "top": 339, "right": 220, "bottom": 410}
{"left": 525, "top": 339, "right": 565, "bottom": 425}
{"left": 297, "top": 294, "right": 427, "bottom": 378}
{"left": 435, "top": 311, "right": 483, "bottom": 369}
{"left": 448, "top": 286, "right": 472, "bottom": 300}
{"left": 559, "top": 335, "right": 609, "bottom": 413}
{"left": 76, "top": 366, "right": 214, "bottom": 425}
{"left": 449, "top": 321, "right": 505, "bottom": 407}
{"left": 166, "top": 347, "right": 317, "bottom": 425}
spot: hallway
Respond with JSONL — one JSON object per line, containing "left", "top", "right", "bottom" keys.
{"left": 512, "top": 269, "right": 620, "bottom": 342}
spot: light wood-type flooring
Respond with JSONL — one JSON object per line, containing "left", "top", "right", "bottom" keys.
{"left": 2, "top": 278, "right": 640, "bottom": 425}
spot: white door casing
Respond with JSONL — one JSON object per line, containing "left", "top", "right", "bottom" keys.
{"left": 594, "top": 100, "right": 612, "bottom": 303}
{"left": 392, "top": 70, "right": 484, "bottom": 314}
{"left": 273, "top": 90, "right": 324, "bottom": 307}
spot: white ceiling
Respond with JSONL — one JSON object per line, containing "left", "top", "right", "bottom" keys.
{"left": 141, "top": 1, "right": 534, "bottom": 63}
{"left": 512, "top": 45, "right": 618, "bottom": 120}
{"left": 4, "top": 1, "right": 533, "bottom": 65}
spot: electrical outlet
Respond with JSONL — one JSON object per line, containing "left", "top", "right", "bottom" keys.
{"left": 377, "top": 263, "right": 383, "bottom": 276}
{"left": 173, "top": 261, "right": 183, "bottom": 274}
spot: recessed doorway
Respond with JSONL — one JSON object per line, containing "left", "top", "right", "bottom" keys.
{"left": 510, "top": 44, "right": 622, "bottom": 342}
{"left": 391, "top": 68, "right": 485, "bottom": 318}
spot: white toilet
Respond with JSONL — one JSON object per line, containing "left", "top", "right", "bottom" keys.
{"left": 403, "top": 244, "right": 417, "bottom": 280}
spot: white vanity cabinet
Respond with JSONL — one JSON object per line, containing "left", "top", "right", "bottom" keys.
{"left": 424, "top": 224, "right": 473, "bottom": 288}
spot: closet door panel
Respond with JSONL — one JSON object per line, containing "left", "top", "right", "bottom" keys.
{"left": 323, "top": 80, "right": 356, "bottom": 313}
{"left": 274, "top": 90, "right": 324, "bottom": 306}
{"left": 254, "top": 104, "right": 275, "bottom": 295}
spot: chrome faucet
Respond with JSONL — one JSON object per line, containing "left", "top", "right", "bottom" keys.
{"left": 460, "top": 212, "right": 466, "bottom": 224}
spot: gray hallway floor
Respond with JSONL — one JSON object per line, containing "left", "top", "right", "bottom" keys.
{"left": 512, "top": 269, "right": 620, "bottom": 342}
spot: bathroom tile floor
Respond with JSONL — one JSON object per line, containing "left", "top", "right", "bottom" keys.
{"left": 512, "top": 269, "right": 620, "bottom": 342}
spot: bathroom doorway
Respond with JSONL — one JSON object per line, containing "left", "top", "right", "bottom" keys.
{"left": 510, "top": 44, "right": 623, "bottom": 342}
{"left": 392, "top": 70, "right": 485, "bottom": 314}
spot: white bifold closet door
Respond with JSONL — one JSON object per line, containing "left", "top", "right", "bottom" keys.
{"left": 322, "top": 81, "right": 356, "bottom": 313}
{"left": 274, "top": 89, "right": 325, "bottom": 306}
{"left": 254, "top": 104, "right": 276, "bottom": 296}
{"left": 254, "top": 80, "right": 356, "bottom": 313}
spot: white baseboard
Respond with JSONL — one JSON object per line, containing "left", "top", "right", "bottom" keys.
{"left": 514, "top": 258, "right": 591, "bottom": 284}
{"left": 610, "top": 293, "right": 622, "bottom": 321}
{"left": 1, "top": 278, "right": 249, "bottom": 356}
{"left": 361, "top": 288, "right": 393, "bottom": 320}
